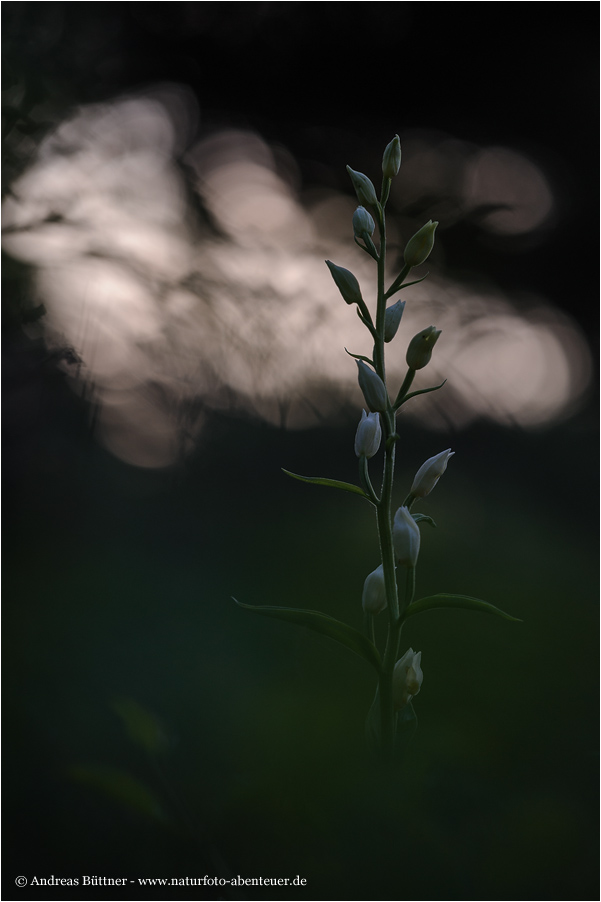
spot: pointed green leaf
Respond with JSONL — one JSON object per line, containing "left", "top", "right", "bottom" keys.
{"left": 396, "top": 275, "right": 429, "bottom": 290}
{"left": 385, "top": 272, "right": 429, "bottom": 300}
{"left": 395, "top": 379, "right": 447, "bottom": 410}
{"left": 403, "top": 593, "right": 521, "bottom": 623}
{"left": 233, "top": 599, "right": 381, "bottom": 672}
{"left": 281, "top": 469, "right": 373, "bottom": 504}
{"left": 412, "top": 513, "right": 437, "bottom": 528}
{"left": 344, "top": 347, "right": 375, "bottom": 366}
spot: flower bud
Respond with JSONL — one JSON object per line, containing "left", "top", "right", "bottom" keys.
{"left": 346, "top": 166, "right": 378, "bottom": 207}
{"left": 382, "top": 134, "right": 401, "bottom": 179}
{"left": 362, "top": 564, "right": 387, "bottom": 616}
{"left": 352, "top": 206, "right": 376, "bottom": 241}
{"left": 392, "top": 648, "right": 423, "bottom": 710}
{"left": 384, "top": 299, "right": 406, "bottom": 343}
{"left": 325, "top": 260, "right": 363, "bottom": 306}
{"left": 411, "top": 448, "right": 455, "bottom": 498}
{"left": 356, "top": 360, "right": 389, "bottom": 413}
{"left": 406, "top": 325, "right": 441, "bottom": 370}
{"left": 404, "top": 220, "right": 438, "bottom": 268}
{"left": 354, "top": 409, "right": 382, "bottom": 459}
{"left": 392, "top": 506, "right": 420, "bottom": 567}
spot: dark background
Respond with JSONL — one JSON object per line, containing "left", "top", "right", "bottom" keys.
{"left": 3, "top": 4, "right": 599, "bottom": 900}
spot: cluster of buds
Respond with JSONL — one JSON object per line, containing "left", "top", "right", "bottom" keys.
{"left": 343, "top": 137, "right": 453, "bottom": 729}
{"left": 240, "top": 132, "right": 515, "bottom": 762}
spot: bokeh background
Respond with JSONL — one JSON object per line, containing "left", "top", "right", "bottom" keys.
{"left": 3, "top": 4, "right": 598, "bottom": 900}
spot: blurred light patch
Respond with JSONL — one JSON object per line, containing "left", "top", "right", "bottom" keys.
{"left": 464, "top": 146, "right": 554, "bottom": 234}
{"left": 2, "top": 88, "right": 591, "bottom": 467}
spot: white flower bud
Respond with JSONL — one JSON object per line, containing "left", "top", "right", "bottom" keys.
{"left": 392, "top": 506, "right": 420, "bottom": 567}
{"left": 406, "top": 325, "right": 441, "bottom": 370}
{"left": 352, "top": 206, "right": 376, "bottom": 240}
{"left": 361, "top": 564, "right": 387, "bottom": 615}
{"left": 346, "top": 166, "right": 378, "bottom": 207}
{"left": 356, "top": 360, "right": 389, "bottom": 413}
{"left": 384, "top": 299, "right": 406, "bottom": 342}
{"left": 325, "top": 260, "right": 363, "bottom": 305}
{"left": 392, "top": 648, "right": 423, "bottom": 710}
{"left": 354, "top": 409, "right": 382, "bottom": 459}
{"left": 404, "top": 220, "right": 438, "bottom": 268}
{"left": 382, "top": 134, "right": 401, "bottom": 179}
{"left": 411, "top": 449, "right": 455, "bottom": 498}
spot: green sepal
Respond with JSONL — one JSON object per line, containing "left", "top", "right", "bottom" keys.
{"left": 395, "top": 379, "right": 447, "bottom": 410}
{"left": 233, "top": 599, "right": 382, "bottom": 673}
{"left": 356, "top": 308, "right": 378, "bottom": 338}
{"left": 354, "top": 235, "right": 379, "bottom": 261}
{"left": 384, "top": 267, "right": 428, "bottom": 300}
{"left": 281, "top": 469, "right": 374, "bottom": 504}
{"left": 344, "top": 347, "right": 375, "bottom": 367}
{"left": 387, "top": 274, "right": 429, "bottom": 297}
{"left": 412, "top": 513, "right": 437, "bottom": 528}
{"left": 402, "top": 593, "right": 521, "bottom": 623}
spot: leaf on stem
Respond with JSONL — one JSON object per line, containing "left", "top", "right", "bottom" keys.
{"left": 395, "top": 379, "right": 447, "bottom": 410}
{"left": 355, "top": 307, "right": 378, "bottom": 338}
{"left": 385, "top": 275, "right": 430, "bottom": 299}
{"left": 402, "top": 593, "right": 521, "bottom": 623}
{"left": 412, "top": 513, "right": 437, "bottom": 528}
{"left": 354, "top": 235, "right": 379, "bottom": 261}
{"left": 281, "top": 469, "right": 374, "bottom": 504}
{"left": 233, "top": 599, "right": 382, "bottom": 672}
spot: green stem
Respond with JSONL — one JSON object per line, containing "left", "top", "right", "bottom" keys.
{"left": 385, "top": 263, "right": 412, "bottom": 300}
{"left": 393, "top": 368, "right": 416, "bottom": 409}
{"left": 378, "top": 566, "right": 416, "bottom": 762}
{"left": 369, "top": 200, "right": 403, "bottom": 761}
{"left": 403, "top": 492, "right": 416, "bottom": 510}
{"left": 373, "top": 204, "right": 387, "bottom": 383}
{"left": 359, "top": 454, "right": 380, "bottom": 505}
{"left": 401, "top": 565, "right": 416, "bottom": 617}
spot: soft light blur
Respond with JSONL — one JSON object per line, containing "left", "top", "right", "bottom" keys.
{"left": 2, "top": 87, "right": 592, "bottom": 468}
